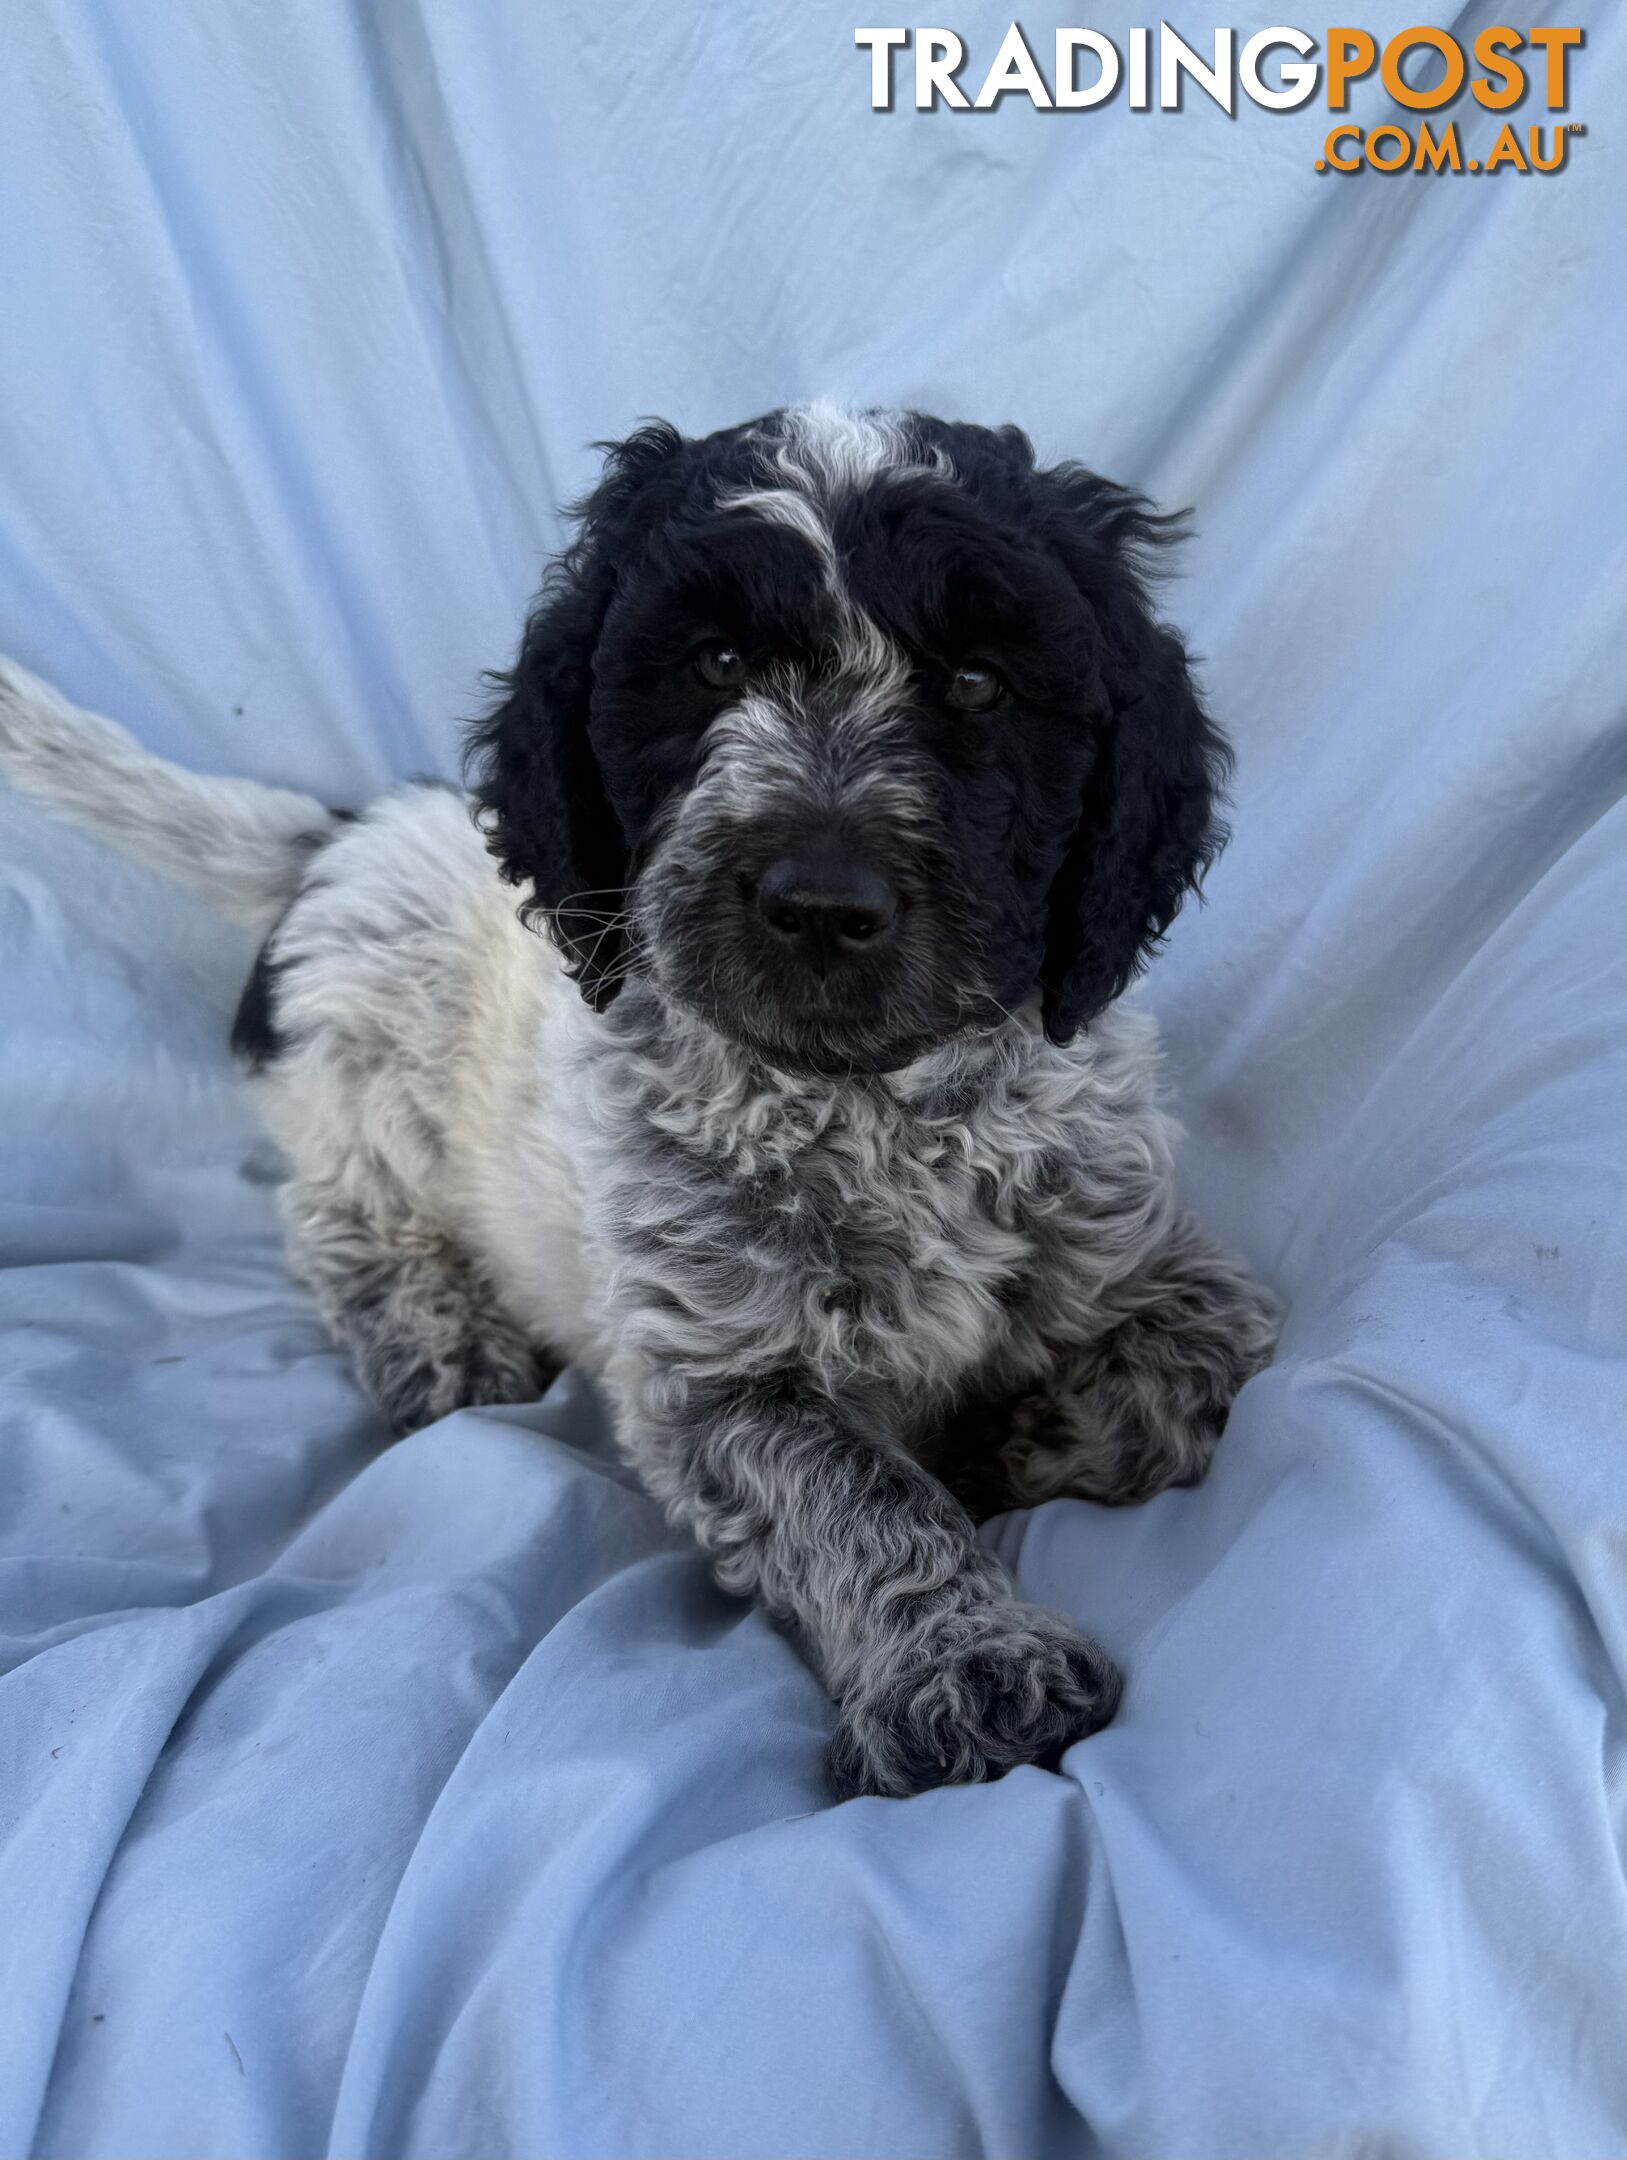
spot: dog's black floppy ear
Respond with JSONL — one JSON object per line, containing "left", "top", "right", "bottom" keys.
{"left": 465, "top": 423, "right": 685, "bottom": 1008}
{"left": 1036, "top": 471, "right": 1232, "bottom": 1045}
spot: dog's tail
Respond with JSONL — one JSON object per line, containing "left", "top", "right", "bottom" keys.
{"left": 0, "top": 653, "right": 342, "bottom": 928}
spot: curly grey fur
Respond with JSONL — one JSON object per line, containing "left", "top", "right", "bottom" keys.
{"left": 565, "top": 986, "right": 1277, "bottom": 1792}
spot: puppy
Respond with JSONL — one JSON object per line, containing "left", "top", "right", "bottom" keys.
{"left": 0, "top": 403, "right": 1279, "bottom": 1798}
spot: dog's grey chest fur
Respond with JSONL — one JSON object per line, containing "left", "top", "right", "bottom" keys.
{"left": 575, "top": 994, "right": 1172, "bottom": 1419}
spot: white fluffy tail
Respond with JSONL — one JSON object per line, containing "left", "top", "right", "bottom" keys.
{"left": 0, "top": 653, "right": 339, "bottom": 927}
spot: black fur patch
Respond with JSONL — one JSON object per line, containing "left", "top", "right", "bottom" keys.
{"left": 227, "top": 811, "right": 357, "bottom": 1071}
{"left": 230, "top": 942, "right": 285, "bottom": 1071}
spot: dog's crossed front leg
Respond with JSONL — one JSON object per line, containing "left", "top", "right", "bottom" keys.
{"left": 616, "top": 1365, "right": 1121, "bottom": 1798}
{"left": 1000, "top": 1212, "right": 1282, "bottom": 1510}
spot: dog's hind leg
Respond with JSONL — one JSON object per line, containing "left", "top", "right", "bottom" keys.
{"left": 282, "top": 1177, "right": 553, "bottom": 1435}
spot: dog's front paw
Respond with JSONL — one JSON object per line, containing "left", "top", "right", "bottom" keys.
{"left": 827, "top": 1604, "right": 1121, "bottom": 1799}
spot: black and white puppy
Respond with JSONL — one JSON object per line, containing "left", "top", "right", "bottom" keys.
{"left": 0, "top": 403, "right": 1279, "bottom": 1798}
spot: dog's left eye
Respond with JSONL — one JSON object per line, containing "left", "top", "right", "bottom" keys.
{"left": 946, "top": 662, "right": 1003, "bottom": 713}
{"left": 695, "top": 644, "right": 746, "bottom": 691}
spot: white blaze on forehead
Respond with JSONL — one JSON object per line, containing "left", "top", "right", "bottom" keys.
{"left": 775, "top": 400, "right": 915, "bottom": 495}
{"left": 735, "top": 399, "right": 953, "bottom": 517}
{"left": 721, "top": 483, "right": 837, "bottom": 575}
{"left": 717, "top": 400, "right": 952, "bottom": 695}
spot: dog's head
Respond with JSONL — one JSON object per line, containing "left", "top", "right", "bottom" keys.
{"left": 468, "top": 404, "right": 1229, "bottom": 1074}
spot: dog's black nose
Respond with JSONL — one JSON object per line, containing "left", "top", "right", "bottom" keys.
{"left": 753, "top": 856, "right": 899, "bottom": 968}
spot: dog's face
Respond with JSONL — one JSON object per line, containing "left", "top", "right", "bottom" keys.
{"left": 470, "top": 405, "right": 1229, "bottom": 1073}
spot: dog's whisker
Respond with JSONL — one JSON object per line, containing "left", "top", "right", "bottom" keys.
{"left": 578, "top": 912, "right": 633, "bottom": 972}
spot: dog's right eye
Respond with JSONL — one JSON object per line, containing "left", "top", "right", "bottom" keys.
{"left": 946, "top": 662, "right": 1004, "bottom": 713}
{"left": 695, "top": 644, "right": 745, "bottom": 691}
